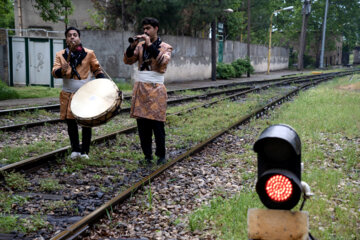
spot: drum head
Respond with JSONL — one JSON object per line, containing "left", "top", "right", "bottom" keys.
{"left": 71, "top": 78, "right": 119, "bottom": 120}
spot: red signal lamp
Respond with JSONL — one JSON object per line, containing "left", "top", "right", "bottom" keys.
{"left": 265, "top": 174, "right": 293, "bottom": 202}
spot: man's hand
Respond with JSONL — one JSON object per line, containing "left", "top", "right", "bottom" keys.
{"left": 136, "top": 34, "right": 151, "bottom": 47}
{"left": 61, "top": 62, "right": 70, "bottom": 76}
{"left": 130, "top": 39, "right": 139, "bottom": 49}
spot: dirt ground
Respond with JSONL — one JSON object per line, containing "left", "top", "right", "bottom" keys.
{"left": 337, "top": 81, "right": 360, "bottom": 91}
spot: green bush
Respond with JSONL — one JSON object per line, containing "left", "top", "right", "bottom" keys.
{"left": 288, "top": 48, "right": 298, "bottom": 68}
{"left": 304, "top": 54, "right": 315, "bottom": 68}
{"left": 0, "top": 80, "right": 19, "bottom": 100}
{"left": 216, "top": 63, "right": 236, "bottom": 79}
{"left": 231, "top": 58, "right": 254, "bottom": 77}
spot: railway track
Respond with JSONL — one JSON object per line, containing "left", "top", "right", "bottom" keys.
{"left": 0, "top": 69, "right": 357, "bottom": 239}
{"left": 0, "top": 70, "right": 352, "bottom": 132}
{"left": 52, "top": 75, "right": 342, "bottom": 239}
{"left": 1, "top": 71, "right": 345, "bottom": 169}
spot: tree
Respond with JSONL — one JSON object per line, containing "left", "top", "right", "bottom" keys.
{"left": 0, "top": 0, "right": 15, "bottom": 29}
{"left": 31, "top": 0, "right": 73, "bottom": 26}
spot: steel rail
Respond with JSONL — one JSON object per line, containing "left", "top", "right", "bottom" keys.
{"left": 0, "top": 73, "right": 307, "bottom": 116}
{"left": 2, "top": 68, "right": 358, "bottom": 117}
{"left": 0, "top": 86, "right": 252, "bottom": 132}
{"left": 51, "top": 75, "right": 332, "bottom": 240}
{"left": 2, "top": 69, "right": 356, "bottom": 117}
{"left": 0, "top": 70, "right": 355, "bottom": 177}
{"left": 0, "top": 70, "right": 345, "bottom": 132}
{"left": 0, "top": 86, "right": 256, "bottom": 177}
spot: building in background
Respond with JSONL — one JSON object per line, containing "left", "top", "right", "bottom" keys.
{"left": 13, "top": 0, "right": 97, "bottom": 35}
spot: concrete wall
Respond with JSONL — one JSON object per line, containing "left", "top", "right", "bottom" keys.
{"left": 222, "top": 41, "right": 289, "bottom": 72}
{"left": 14, "top": 0, "right": 97, "bottom": 32}
{"left": 81, "top": 30, "right": 289, "bottom": 83}
{"left": 2, "top": 29, "right": 289, "bottom": 85}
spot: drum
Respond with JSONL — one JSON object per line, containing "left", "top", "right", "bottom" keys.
{"left": 71, "top": 78, "right": 122, "bottom": 127}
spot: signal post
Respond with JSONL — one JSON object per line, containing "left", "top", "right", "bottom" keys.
{"left": 248, "top": 124, "right": 312, "bottom": 240}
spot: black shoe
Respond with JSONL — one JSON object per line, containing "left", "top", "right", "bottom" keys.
{"left": 145, "top": 157, "right": 153, "bottom": 165}
{"left": 157, "top": 157, "right": 166, "bottom": 165}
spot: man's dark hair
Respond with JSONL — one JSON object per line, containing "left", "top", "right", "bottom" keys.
{"left": 65, "top": 26, "right": 81, "bottom": 37}
{"left": 142, "top": 17, "right": 159, "bottom": 30}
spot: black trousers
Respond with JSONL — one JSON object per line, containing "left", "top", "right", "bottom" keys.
{"left": 136, "top": 118, "right": 165, "bottom": 159}
{"left": 66, "top": 119, "right": 92, "bottom": 154}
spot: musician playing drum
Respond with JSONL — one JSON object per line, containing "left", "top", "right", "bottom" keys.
{"left": 52, "top": 27, "right": 105, "bottom": 159}
{"left": 124, "top": 17, "right": 173, "bottom": 165}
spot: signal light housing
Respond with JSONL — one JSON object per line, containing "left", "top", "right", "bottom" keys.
{"left": 254, "top": 124, "right": 302, "bottom": 210}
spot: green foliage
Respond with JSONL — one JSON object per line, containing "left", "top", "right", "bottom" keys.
{"left": 12, "top": 86, "right": 61, "bottom": 99}
{"left": 38, "top": 178, "right": 63, "bottom": 192}
{"left": 0, "top": 214, "right": 18, "bottom": 233}
{"left": 231, "top": 58, "right": 254, "bottom": 77}
{"left": 91, "top": 0, "right": 238, "bottom": 35}
{"left": 0, "top": 0, "right": 14, "bottom": 28}
{"left": 0, "top": 84, "right": 61, "bottom": 100}
{"left": 3, "top": 172, "right": 30, "bottom": 191}
{"left": 84, "top": 9, "right": 106, "bottom": 30}
{"left": 189, "top": 192, "right": 260, "bottom": 238}
{"left": 0, "top": 194, "right": 28, "bottom": 214}
{"left": 303, "top": 54, "right": 315, "bottom": 68}
{"left": 0, "top": 80, "right": 19, "bottom": 100}
{"left": 288, "top": 48, "right": 297, "bottom": 68}
{"left": 32, "top": 0, "right": 73, "bottom": 23}
{"left": 0, "top": 213, "right": 48, "bottom": 233}
{"left": 116, "top": 81, "right": 133, "bottom": 91}
{"left": 216, "top": 62, "right": 236, "bottom": 79}
{"left": 217, "top": 58, "right": 254, "bottom": 79}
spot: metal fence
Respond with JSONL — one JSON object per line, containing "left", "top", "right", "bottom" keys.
{"left": 8, "top": 29, "right": 65, "bottom": 87}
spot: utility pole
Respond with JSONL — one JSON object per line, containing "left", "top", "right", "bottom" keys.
{"left": 297, "top": 0, "right": 311, "bottom": 71}
{"left": 17, "top": 0, "right": 23, "bottom": 36}
{"left": 319, "top": 0, "right": 329, "bottom": 68}
{"left": 247, "top": 0, "right": 251, "bottom": 77}
{"left": 211, "top": 20, "right": 217, "bottom": 81}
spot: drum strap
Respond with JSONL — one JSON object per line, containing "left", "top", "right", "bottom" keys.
{"left": 134, "top": 70, "right": 164, "bottom": 84}
{"left": 62, "top": 74, "right": 92, "bottom": 93}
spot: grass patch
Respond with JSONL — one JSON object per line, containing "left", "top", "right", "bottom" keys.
{"left": 167, "top": 88, "right": 282, "bottom": 150}
{"left": 0, "top": 139, "right": 65, "bottom": 165}
{"left": 0, "top": 81, "right": 132, "bottom": 100}
{"left": 3, "top": 172, "right": 30, "bottom": 191}
{"left": 116, "top": 81, "right": 133, "bottom": 92}
{"left": 43, "top": 200, "right": 76, "bottom": 214}
{"left": 38, "top": 178, "right": 63, "bottom": 192}
{"left": 0, "top": 80, "right": 19, "bottom": 100}
{"left": 0, "top": 213, "right": 49, "bottom": 234}
{"left": 189, "top": 192, "right": 261, "bottom": 238}
{"left": 0, "top": 193, "right": 28, "bottom": 214}
{"left": 12, "top": 86, "right": 61, "bottom": 99}
{"left": 188, "top": 74, "right": 360, "bottom": 239}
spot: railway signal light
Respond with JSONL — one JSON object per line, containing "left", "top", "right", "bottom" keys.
{"left": 253, "top": 124, "right": 302, "bottom": 210}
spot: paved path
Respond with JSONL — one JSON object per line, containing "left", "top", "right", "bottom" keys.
{"left": 0, "top": 70, "right": 311, "bottom": 109}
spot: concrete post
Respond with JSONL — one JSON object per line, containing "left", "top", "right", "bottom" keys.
{"left": 0, "top": 29, "right": 9, "bottom": 85}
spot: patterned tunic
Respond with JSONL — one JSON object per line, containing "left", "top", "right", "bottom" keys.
{"left": 124, "top": 41, "right": 172, "bottom": 122}
{"left": 52, "top": 48, "right": 103, "bottom": 120}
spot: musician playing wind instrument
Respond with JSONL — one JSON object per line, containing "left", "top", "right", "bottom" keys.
{"left": 52, "top": 27, "right": 104, "bottom": 160}
{"left": 124, "top": 17, "right": 173, "bottom": 165}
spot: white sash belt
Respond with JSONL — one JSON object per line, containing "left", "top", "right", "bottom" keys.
{"left": 62, "top": 74, "right": 92, "bottom": 93}
{"left": 134, "top": 70, "right": 164, "bottom": 84}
